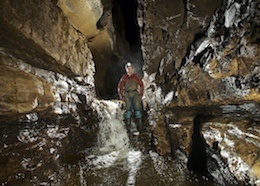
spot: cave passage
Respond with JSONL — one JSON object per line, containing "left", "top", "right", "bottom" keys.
{"left": 116, "top": 0, "right": 141, "bottom": 51}
{"left": 101, "top": 0, "right": 143, "bottom": 99}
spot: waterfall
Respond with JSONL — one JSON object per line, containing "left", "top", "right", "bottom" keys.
{"left": 81, "top": 99, "right": 143, "bottom": 185}
{"left": 90, "top": 99, "right": 130, "bottom": 152}
{"left": 98, "top": 118, "right": 130, "bottom": 152}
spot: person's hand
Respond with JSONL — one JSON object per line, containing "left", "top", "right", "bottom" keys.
{"left": 119, "top": 100, "right": 125, "bottom": 109}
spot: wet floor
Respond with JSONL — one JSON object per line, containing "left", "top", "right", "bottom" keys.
{"left": 1, "top": 99, "right": 259, "bottom": 186}
{"left": 0, "top": 115, "right": 216, "bottom": 186}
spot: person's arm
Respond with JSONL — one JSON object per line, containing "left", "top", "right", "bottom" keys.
{"left": 134, "top": 74, "right": 144, "bottom": 98}
{"left": 139, "top": 79, "right": 144, "bottom": 98}
{"left": 117, "top": 75, "right": 126, "bottom": 100}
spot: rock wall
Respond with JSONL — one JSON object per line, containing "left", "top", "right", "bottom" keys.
{"left": 1, "top": 0, "right": 258, "bottom": 115}
{"left": 0, "top": 64, "right": 54, "bottom": 115}
{"left": 0, "top": 0, "right": 94, "bottom": 77}
{"left": 139, "top": 0, "right": 259, "bottom": 107}
{"left": 203, "top": 118, "right": 260, "bottom": 183}
{"left": 0, "top": 0, "right": 95, "bottom": 117}
{"left": 0, "top": 0, "right": 259, "bottom": 184}
{"left": 137, "top": 0, "right": 259, "bottom": 183}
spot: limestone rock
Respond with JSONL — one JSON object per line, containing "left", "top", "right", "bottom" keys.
{"left": 138, "top": 0, "right": 259, "bottom": 109}
{"left": 57, "top": 0, "right": 103, "bottom": 39}
{"left": 0, "top": 0, "right": 93, "bottom": 77}
{"left": 0, "top": 64, "right": 54, "bottom": 115}
{"left": 139, "top": 0, "right": 222, "bottom": 73}
{"left": 153, "top": 115, "right": 171, "bottom": 156}
{"left": 203, "top": 118, "right": 260, "bottom": 183}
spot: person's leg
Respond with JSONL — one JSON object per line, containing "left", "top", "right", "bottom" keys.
{"left": 133, "top": 93, "right": 143, "bottom": 132}
{"left": 124, "top": 96, "right": 132, "bottom": 133}
{"left": 135, "top": 112, "right": 142, "bottom": 132}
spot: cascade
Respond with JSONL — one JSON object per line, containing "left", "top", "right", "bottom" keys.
{"left": 98, "top": 115, "right": 130, "bottom": 152}
{"left": 79, "top": 100, "right": 144, "bottom": 186}
{"left": 90, "top": 100, "right": 130, "bottom": 152}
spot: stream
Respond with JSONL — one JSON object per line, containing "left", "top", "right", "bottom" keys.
{"left": 0, "top": 115, "right": 215, "bottom": 186}
{"left": 0, "top": 100, "right": 258, "bottom": 185}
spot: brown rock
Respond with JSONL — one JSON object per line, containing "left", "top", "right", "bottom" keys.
{"left": 153, "top": 115, "right": 171, "bottom": 156}
{"left": 0, "top": 64, "right": 54, "bottom": 115}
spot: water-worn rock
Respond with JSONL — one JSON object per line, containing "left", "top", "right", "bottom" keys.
{"left": 0, "top": 0, "right": 93, "bottom": 77}
{"left": 57, "top": 0, "right": 103, "bottom": 39}
{"left": 0, "top": 0, "right": 96, "bottom": 118}
{"left": 152, "top": 115, "right": 171, "bottom": 156}
{"left": 139, "top": 0, "right": 259, "bottom": 108}
{"left": 0, "top": 64, "right": 54, "bottom": 115}
{"left": 0, "top": 0, "right": 259, "bottom": 185}
{"left": 203, "top": 118, "right": 260, "bottom": 184}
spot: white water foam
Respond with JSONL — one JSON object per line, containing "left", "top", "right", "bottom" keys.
{"left": 92, "top": 100, "right": 130, "bottom": 152}
{"left": 86, "top": 151, "right": 120, "bottom": 169}
{"left": 98, "top": 118, "right": 130, "bottom": 152}
{"left": 126, "top": 150, "right": 142, "bottom": 186}
{"left": 80, "top": 99, "right": 144, "bottom": 185}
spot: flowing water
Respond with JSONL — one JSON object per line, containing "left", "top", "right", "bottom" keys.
{"left": 3, "top": 100, "right": 257, "bottom": 185}
{"left": 0, "top": 113, "right": 217, "bottom": 186}
{"left": 61, "top": 117, "right": 215, "bottom": 186}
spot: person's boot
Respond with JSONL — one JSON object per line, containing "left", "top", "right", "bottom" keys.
{"left": 125, "top": 118, "right": 131, "bottom": 133}
{"left": 136, "top": 118, "right": 143, "bottom": 132}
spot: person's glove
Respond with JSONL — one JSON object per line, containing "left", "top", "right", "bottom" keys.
{"left": 120, "top": 95, "right": 125, "bottom": 100}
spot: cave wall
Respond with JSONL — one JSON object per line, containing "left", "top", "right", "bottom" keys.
{"left": 0, "top": 0, "right": 259, "bottom": 184}
{"left": 138, "top": 0, "right": 259, "bottom": 107}
{"left": 57, "top": 0, "right": 118, "bottom": 98}
{"left": 0, "top": 64, "right": 54, "bottom": 115}
{"left": 0, "top": 0, "right": 94, "bottom": 77}
{"left": 0, "top": 0, "right": 95, "bottom": 117}
{"left": 137, "top": 0, "right": 259, "bottom": 182}
{"left": 139, "top": 0, "right": 259, "bottom": 153}
{"left": 1, "top": 0, "right": 258, "bottom": 115}
{"left": 57, "top": 0, "right": 137, "bottom": 99}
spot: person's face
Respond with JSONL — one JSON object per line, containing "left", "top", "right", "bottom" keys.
{"left": 126, "top": 66, "right": 134, "bottom": 76}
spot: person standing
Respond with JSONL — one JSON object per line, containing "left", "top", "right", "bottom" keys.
{"left": 118, "top": 62, "right": 144, "bottom": 134}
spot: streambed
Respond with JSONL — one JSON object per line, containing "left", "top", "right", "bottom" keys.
{"left": 0, "top": 115, "right": 215, "bottom": 186}
{"left": 0, "top": 102, "right": 259, "bottom": 185}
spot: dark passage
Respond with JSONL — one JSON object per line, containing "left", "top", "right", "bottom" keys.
{"left": 102, "top": 0, "right": 143, "bottom": 99}
{"left": 115, "top": 0, "right": 140, "bottom": 51}
{"left": 187, "top": 114, "right": 208, "bottom": 174}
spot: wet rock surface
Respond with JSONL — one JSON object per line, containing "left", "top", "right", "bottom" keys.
{"left": 203, "top": 117, "right": 260, "bottom": 184}
{"left": 0, "top": 64, "right": 54, "bottom": 116}
{"left": 140, "top": 0, "right": 259, "bottom": 110}
{"left": 0, "top": 0, "right": 259, "bottom": 185}
{"left": 151, "top": 106, "right": 259, "bottom": 185}
{"left": 0, "top": 114, "right": 99, "bottom": 185}
{"left": 1, "top": 109, "right": 258, "bottom": 185}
